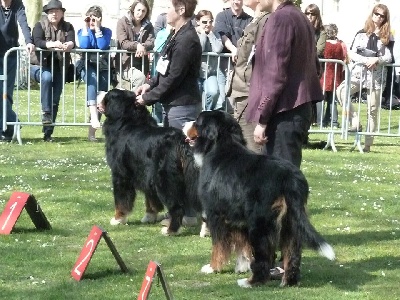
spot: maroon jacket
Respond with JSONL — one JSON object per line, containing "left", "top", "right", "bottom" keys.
{"left": 246, "top": 1, "right": 323, "bottom": 125}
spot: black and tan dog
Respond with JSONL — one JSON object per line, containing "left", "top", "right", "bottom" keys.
{"left": 101, "top": 89, "right": 200, "bottom": 235}
{"left": 185, "top": 110, "right": 335, "bottom": 287}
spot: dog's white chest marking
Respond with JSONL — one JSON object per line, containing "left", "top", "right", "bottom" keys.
{"left": 194, "top": 153, "right": 204, "bottom": 168}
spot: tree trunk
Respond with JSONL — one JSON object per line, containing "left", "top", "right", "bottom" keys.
{"left": 25, "top": 0, "right": 43, "bottom": 29}
{"left": 147, "top": 0, "right": 154, "bottom": 18}
{"left": 294, "top": 0, "right": 302, "bottom": 8}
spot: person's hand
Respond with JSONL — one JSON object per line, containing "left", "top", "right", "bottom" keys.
{"left": 135, "top": 83, "right": 151, "bottom": 96}
{"left": 232, "top": 53, "right": 238, "bottom": 64}
{"left": 50, "top": 40, "right": 63, "bottom": 49}
{"left": 231, "top": 48, "right": 237, "bottom": 63}
{"left": 253, "top": 124, "right": 267, "bottom": 145}
{"left": 61, "top": 41, "right": 74, "bottom": 52}
{"left": 93, "top": 16, "right": 102, "bottom": 31}
{"left": 26, "top": 43, "right": 35, "bottom": 53}
{"left": 135, "top": 43, "right": 147, "bottom": 57}
{"left": 365, "top": 57, "right": 379, "bottom": 69}
{"left": 195, "top": 26, "right": 204, "bottom": 34}
{"left": 97, "top": 101, "right": 105, "bottom": 113}
{"left": 136, "top": 94, "right": 145, "bottom": 105}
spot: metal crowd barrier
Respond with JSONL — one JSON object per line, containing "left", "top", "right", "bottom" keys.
{"left": 340, "top": 61, "right": 400, "bottom": 152}
{"left": 2, "top": 47, "right": 400, "bottom": 150}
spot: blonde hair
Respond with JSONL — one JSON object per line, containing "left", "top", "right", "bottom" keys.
{"left": 364, "top": 4, "right": 391, "bottom": 45}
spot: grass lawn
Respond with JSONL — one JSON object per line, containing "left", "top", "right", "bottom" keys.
{"left": 1, "top": 87, "right": 400, "bottom": 299}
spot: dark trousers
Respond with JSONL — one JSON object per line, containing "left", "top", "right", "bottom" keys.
{"left": 262, "top": 102, "right": 312, "bottom": 168}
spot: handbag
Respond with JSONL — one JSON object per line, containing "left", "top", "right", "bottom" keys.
{"left": 65, "top": 58, "right": 78, "bottom": 83}
{"left": 356, "top": 47, "right": 377, "bottom": 57}
{"left": 225, "top": 69, "right": 235, "bottom": 97}
{"left": 88, "top": 53, "right": 110, "bottom": 71}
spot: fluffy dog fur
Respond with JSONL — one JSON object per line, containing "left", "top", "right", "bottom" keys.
{"left": 102, "top": 89, "right": 200, "bottom": 235}
{"left": 186, "top": 110, "right": 335, "bottom": 287}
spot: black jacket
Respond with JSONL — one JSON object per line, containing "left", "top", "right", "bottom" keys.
{"left": 142, "top": 21, "right": 201, "bottom": 106}
{"left": 0, "top": 0, "right": 32, "bottom": 54}
{"left": 30, "top": 17, "right": 75, "bottom": 69}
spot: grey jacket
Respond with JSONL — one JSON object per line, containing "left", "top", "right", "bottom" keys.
{"left": 197, "top": 30, "right": 223, "bottom": 78}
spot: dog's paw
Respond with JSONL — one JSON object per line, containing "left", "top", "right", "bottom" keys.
{"left": 141, "top": 213, "right": 157, "bottom": 224}
{"left": 201, "top": 264, "right": 214, "bottom": 274}
{"left": 237, "top": 278, "right": 252, "bottom": 288}
{"left": 160, "top": 227, "right": 180, "bottom": 236}
{"left": 199, "top": 222, "right": 210, "bottom": 238}
{"left": 161, "top": 227, "right": 169, "bottom": 236}
{"left": 235, "top": 254, "right": 251, "bottom": 273}
{"left": 110, "top": 216, "right": 127, "bottom": 226}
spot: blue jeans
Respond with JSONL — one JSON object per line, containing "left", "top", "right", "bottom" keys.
{"left": 199, "top": 76, "right": 220, "bottom": 110}
{"left": 316, "top": 91, "right": 339, "bottom": 127}
{"left": 81, "top": 63, "right": 109, "bottom": 106}
{"left": 0, "top": 53, "right": 17, "bottom": 137}
{"left": 216, "top": 68, "right": 227, "bottom": 110}
{"left": 30, "top": 65, "right": 64, "bottom": 136}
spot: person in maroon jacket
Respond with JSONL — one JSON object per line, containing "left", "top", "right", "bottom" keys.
{"left": 246, "top": 0, "right": 323, "bottom": 168}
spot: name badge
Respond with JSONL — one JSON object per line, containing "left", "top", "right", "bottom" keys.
{"left": 156, "top": 57, "right": 170, "bottom": 75}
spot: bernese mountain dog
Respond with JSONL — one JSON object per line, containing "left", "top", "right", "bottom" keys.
{"left": 185, "top": 110, "right": 335, "bottom": 287}
{"left": 101, "top": 89, "right": 200, "bottom": 235}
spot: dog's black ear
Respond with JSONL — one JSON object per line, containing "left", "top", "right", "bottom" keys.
{"left": 104, "top": 89, "right": 136, "bottom": 118}
{"left": 197, "top": 112, "right": 218, "bottom": 141}
{"left": 204, "top": 120, "right": 218, "bottom": 141}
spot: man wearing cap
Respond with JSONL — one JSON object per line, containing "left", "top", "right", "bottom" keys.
{"left": 0, "top": 0, "right": 35, "bottom": 142}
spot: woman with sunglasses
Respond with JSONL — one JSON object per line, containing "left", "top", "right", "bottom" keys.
{"left": 304, "top": 4, "right": 326, "bottom": 59}
{"left": 77, "top": 5, "right": 112, "bottom": 141}
{"left": 336, "top": 4, "right": 392, "bottom": 153}
{"left": 195, "top": 10, "right": 223, "bottom": 110}
{"left": 304, "top": 4, "right": 326, "bottom": 130}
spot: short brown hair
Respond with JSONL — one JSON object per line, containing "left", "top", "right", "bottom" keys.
{"left": 195, "top": 10, "right": 213, "bottom": 21}
{"left": 325, "top": 24, "right": 338, "bottom": 40}
{"left": 130, "top": 0, "right": 151, "bottom": 21}
{"left": 172, "top": 0, "right": 197, "bottom": 18}
{"left": 86, "top": 5, "right": 102, "bottom": 18}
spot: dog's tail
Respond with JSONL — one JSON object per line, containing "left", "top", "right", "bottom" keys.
{"left": 298, "top": 211, "right": 335, "bottom": 261}
{"left": 284, "top": 172, "right": 335, "bottom": 261}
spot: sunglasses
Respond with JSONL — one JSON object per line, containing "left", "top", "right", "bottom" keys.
{"left": 85, "top": 17, "right": 96, "bottom": 22}
{"left": 373, "top": 12, "right": 385, "bottom": 18}
{"left": 305, "top": 12, "right": 316, "bottom": 16}
{"left": 201, "top": 20, "right": 213, "bottom": 24}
